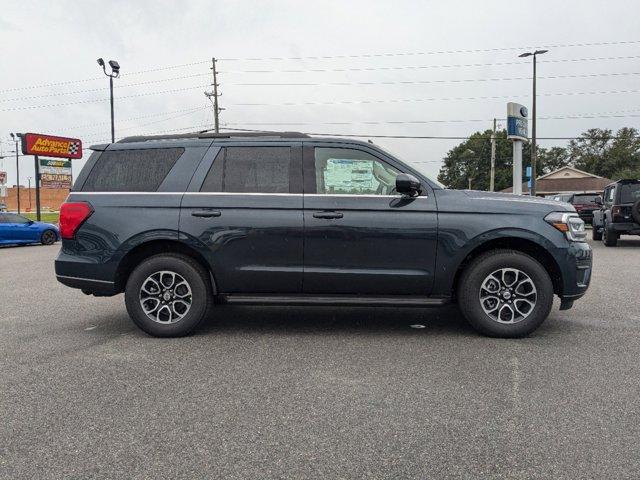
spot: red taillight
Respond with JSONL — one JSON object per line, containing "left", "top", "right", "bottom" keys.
{"left": 59, "top": 202, "right": 93, "bottom": 239}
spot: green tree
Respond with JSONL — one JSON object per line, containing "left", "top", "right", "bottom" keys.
{"left": 437, "top": 129, "right": 531, "bottom": 191}
{"left": 570, "top": 127, "right": 640, "bottom": 179}
{"left": 538, "top": 146, "right": 571, "bottom": 174}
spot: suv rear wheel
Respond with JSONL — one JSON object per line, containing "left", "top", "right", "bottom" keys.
{"left": 125, "top": 253, "right": 212, "bottom": 337}
{"left": 457, "top": 250, "right": 554, "bottom": 338}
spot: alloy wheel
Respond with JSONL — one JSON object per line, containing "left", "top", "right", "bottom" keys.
{"left": 139, "top": 270, "right": 192, "bottom": 324}
{"left": 479, "top": 268, "right": 537, "bottom": 324}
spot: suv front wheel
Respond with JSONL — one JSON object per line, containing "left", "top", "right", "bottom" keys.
{"left": 457, "top": 250, "right": 554, "bottom": 337}
{"left": 125, "top": 253, "right": 213, "bottom": 337}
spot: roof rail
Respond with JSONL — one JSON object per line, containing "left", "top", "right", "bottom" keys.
{"left": 117, "top": 130, "right": 310, "bottom": 143}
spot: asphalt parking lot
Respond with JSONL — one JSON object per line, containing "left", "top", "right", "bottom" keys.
{"left": 1, "top": 238, "right": 640, "bottom": 479}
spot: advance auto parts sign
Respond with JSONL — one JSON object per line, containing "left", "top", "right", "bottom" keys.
{"left": 22, "top": 133, "right": 82, "bottom": 159}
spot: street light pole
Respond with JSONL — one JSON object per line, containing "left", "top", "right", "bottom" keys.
{"left": 518, "top": 49, "right": 548, "bottom": 196}
{"left": 10, "top": 133, "right": 20, "bottom": 213}
{"left": 97, "top": 58, "right": 120, "bottom": 143}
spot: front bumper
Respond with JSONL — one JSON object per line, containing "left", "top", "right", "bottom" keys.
{"left": 556, "top": 241, "right": 592, "bottom": 305}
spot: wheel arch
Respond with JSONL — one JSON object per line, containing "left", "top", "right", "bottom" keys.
{"left": 451, "top": 235, "right": 564, "bottom": 299}
{"left": 114, "top": 238, "right": 216, "bottom": 294}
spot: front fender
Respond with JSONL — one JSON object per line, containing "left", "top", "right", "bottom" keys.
{"left": 432, "top": 225, "right": 563, "bottom": 297}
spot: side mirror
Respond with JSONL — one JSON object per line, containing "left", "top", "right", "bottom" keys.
{"left": 396, "top": 173, "right": 421, "bottom": 197}
{"left": 595, "top": 196, "right": 603, "bottom": 205}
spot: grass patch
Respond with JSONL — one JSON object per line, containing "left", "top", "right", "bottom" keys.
{"left": 22, "top": 212, "right": 59, "bottom": 224}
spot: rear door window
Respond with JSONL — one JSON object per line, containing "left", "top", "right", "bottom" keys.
{"left": 572, "top": 194, "right": 599, "bottom": 204}
{"left": 619, "top": 183, "right": 640, "bottom": 204}
{"left": 81, "top": 148, "right": 184, "bottom": 192}
{"left": 201, "top": 146, "right": 293, "bottom": 193}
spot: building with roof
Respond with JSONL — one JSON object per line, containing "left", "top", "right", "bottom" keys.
{"left": 501, "top": 166, "right": 612, "bottom": 196}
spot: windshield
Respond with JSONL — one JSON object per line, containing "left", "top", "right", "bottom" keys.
{"left": 618, "top": 183, "right": 640, "bottom": 204}
{"left": 572, "top": 194, "right": 599, "bottom": 204}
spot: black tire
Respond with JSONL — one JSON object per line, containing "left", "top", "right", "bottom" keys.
{"left": 125, "top": 253, "right": 213, "bottom": 337}
{"left": 40, "top": 229, "right": 57, "bottom": 245}
{"left": 592, "top": 224, "right": 602, "bottom": 241}
{"left": 457, "top": 249, "right": 554, "bottom": 338}
{"left": 632, "top": 199, "right": 640, "bottom": 225}
{"left": 603, "top": 220, "right": 618, "bottom": 247}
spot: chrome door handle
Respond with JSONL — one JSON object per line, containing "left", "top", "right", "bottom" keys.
{"left": 313, "top": 211, "right": 344, "bottom": 219}
{"left": 191, "top": 210, "right": 221, "bottom": 218}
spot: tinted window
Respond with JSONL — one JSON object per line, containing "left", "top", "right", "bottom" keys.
{"left": 3, "top": 213, "right": 30, "bottom": 224}
{"left": 82, "top": 148, "right": 184, "bottom": 192}
{"left": 201, "top": 147, "right": 292, "bottom": 193}
{"left": 0, "top": 214, "right": 8, "bottom": 223}
{"left": 619, "top": 183, "right": 640, "bottom": 204}
{"left": 314, "top": 148, "right": 400, "bottom": 195}
{"left": 572, "top": 194, "right": 599, "bottom": 204}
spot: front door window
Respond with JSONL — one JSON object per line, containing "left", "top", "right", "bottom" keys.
{"left": 314, "top": 148, "right": 400, "bottom": 195}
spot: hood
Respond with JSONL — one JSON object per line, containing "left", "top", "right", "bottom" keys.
{"left": 437, "top": 189, "right": 576, "bottom": 214}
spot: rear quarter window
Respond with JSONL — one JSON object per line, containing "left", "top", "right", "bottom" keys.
{"left": 81, "top": 148, "right": 184, "bottom": 192}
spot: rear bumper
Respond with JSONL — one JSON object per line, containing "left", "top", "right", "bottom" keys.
{"left": 55, "top": 247, "right": 119, "bottom": 296}
{"left": 56, "top": 274, "right": 117, "bottom": 296}
{"left": 577, "top": 212, "right": 594, "bottom": 223}
{"left": 610, "top": 222, "right": 640, "bottom": 234}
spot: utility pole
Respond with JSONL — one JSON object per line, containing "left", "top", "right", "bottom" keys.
{"left": 10, "top": 133, "right": 20, "bottom": 213}
{"left": 490, "top": 118, "right": 496, "bottom": 192}
{"left": 518, "top": 49, "right": 548, "bottom": 196}
{"left": 204, "top": 57, "right": 222, "bottom": 133}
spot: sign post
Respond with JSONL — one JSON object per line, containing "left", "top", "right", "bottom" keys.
{"left": 19, "top": 133, "right": 82, "bottom": 221}
{"left": 507, "top": 103, "right": 529, "bottom": 195}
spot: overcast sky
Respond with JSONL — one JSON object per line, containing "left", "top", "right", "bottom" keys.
{"left": 1, "top": 0, "right": 639, "bottom": 185}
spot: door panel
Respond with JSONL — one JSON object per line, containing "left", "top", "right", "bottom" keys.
{"left": 302, "top": 145, "right": 438, "bottom": 295}
{"left": 180, "top": 143, "right": 303, "bottom": 294}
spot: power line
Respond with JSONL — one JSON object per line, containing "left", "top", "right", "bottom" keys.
{"left": 220, "top": 55, "right": 640, "bottom": 74}
{"left": 227, "top": 71, "right": 640, "bottom": 87}
{"left": 0, "top": 85, "right": 209, "bottom": 112}
{"left": 221, "top": 127, "right": 639, "bottom": 141}
{"left": 224, "top": 112, "right": 640, "bottom": 127}
{"left": 218, "top": 40, "right": 640, "bottom": 61}
{"left": 62, "top": 105, "right": 210, "bottom": 130}
{"left": 229, "top": 88, "right": 640, "bottom": 107}
{"left": 0, "top": 73, "right": 210, "bottom": 103}
{"left": 0, "top": 60, "right": 210, "bottom": 94}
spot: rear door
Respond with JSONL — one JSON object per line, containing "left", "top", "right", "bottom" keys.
{"left": 179, "top": 142, "right": 304, "bottom": 293}
{"left": 302, "top": 144, "right": 438, "bottom": 295}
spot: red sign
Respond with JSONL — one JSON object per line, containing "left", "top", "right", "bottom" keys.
{"left": 21, "top": 133, "right": 82, "bottom": 159}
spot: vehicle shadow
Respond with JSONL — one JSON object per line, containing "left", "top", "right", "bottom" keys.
{"left": 196, "top": 304, "right": 476, "bottom": 338}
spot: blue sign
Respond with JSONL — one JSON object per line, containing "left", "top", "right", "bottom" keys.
{"left": 507, "top": 117, "right": 528, "bottom": 140}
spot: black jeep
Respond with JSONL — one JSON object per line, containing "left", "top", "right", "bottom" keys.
{"left": 592, "top": 179, "right": 640, "bottom": 246}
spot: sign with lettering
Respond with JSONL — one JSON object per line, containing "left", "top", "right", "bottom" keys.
{"left": 40, "top": 158, "right": 72, "bottom": 175}
{"left": 22, "top": 133, "right": 82, "bottom": 159}
{"left": 506, "top": 102, "right": 528, "bottom": 141}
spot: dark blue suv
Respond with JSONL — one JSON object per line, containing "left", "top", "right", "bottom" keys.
{"left": 56, "top": 132, "right": 592, "bottom": 338}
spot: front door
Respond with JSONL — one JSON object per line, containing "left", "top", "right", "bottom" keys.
{"left": 302, "top": 145, "right": 438, "bottom": 295}
{"left": 180, "top": 143, "right": 304, "bottom": 294}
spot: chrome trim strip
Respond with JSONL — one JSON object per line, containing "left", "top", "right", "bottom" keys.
{"left": 69, "top": 192, "right": 426, "bottom": 199}
{"left": 56, "top": 274, "right": 115, "bottom": 285}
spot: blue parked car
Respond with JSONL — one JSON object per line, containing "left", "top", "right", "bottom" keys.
{"left": 0, "top": 212, "right": 60, "bottom": 246}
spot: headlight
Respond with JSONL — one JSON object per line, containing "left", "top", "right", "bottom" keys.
{"left": 545, "top": 212, "right": 587, "bottom": 242}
